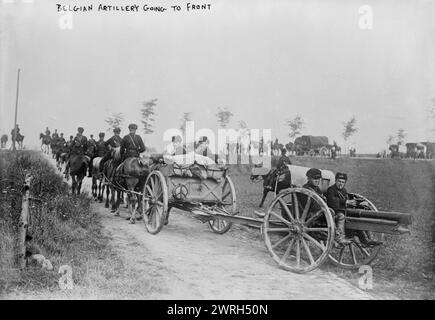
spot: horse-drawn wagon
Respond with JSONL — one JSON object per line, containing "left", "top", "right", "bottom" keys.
{"left": 294, "top": 135, "right": 332, "bottom": 157}
{"left": 139, "top": 157, "right": 412, "bottom": 274}
{"left": 141, "top": 154, "right": 237, "bottom": 234}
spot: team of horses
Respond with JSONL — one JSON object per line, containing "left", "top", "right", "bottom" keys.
{"left": 52, "top": 141, "right": 150, "bottom": 224}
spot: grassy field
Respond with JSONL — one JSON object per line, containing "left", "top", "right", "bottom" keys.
{"left": 0, "top": 151, "right": 128, "bottom": 296}
{"left": 228, "top": 156, "right": 435, "bottom": 299}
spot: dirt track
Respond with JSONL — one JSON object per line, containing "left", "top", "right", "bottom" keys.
{"left": 6, "top": 154, "right": 398, "bottom": 300}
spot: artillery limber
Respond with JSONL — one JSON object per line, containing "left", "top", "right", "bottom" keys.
{"left": 140, "top": 158, "right": 412, "bottom": 274}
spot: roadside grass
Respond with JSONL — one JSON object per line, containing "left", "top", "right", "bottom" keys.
{"left": 0, "top": 151, "right": 143, "bottom": 298}
{"left": 227, "top": 156, "right": 435, "bottom": 299}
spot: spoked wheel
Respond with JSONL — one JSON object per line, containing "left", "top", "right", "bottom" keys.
{"left": 142, "top": 171, "right": 168, "bottom": 234}
{"left": 319, "top": 146, "right": 329, "bottom": 157}
{"left": 328, "top": 194, "right": 385, "bottom": 269}
{"left": 263, "top": 188, "right": 335, "bottom": 273}
{"left": 209, "top": 176, "right": 237, "bottom": 234}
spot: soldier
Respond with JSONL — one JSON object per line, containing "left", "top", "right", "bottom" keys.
{"left": 87, "top": 132, "right": 107, "bottom": 176}
{"left": 325, "top": 172, "right": 382, "bottom": 246}
{"left": 164, "top": 135, "right": 185, "bottom": 156}
{"left": 52, "top": 129, "right": 59, "bottom": 140}
{"left": 65, "top": 127, "right": 88, "bottom": 175}
{"left": 100, "top": 127, "right": 122, "bottom": 170}
{"left": 264, "top": 148, "right": 292, "bottom": 191}
{"left": 195, "top": 136, "right": 215, "bottom": 161}
{"left": 44, "top": 127, "right": 51, "bottom": 136}
{"left": 89, "top": 134, "right": 96, "bottom": 147}
{"left": 58, "top": 133, "right": 66, "bottom": 147}
{"left": 95, "top": 132, "right": 108, "bottom": 157}
{"left": 120, "top": 123, "right": 146, "bottom": 160}
{"left": 302, "top": 168, "right": 350, "bottom": 247}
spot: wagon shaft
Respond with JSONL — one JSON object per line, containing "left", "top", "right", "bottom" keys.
{"left": 345, "top": 208, "right": 412, "bottom": 235}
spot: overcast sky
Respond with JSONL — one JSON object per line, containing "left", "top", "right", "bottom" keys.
{"left": 1, "top": 0, "right": 434, "bottom": 153}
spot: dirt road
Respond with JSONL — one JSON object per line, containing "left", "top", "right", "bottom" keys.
{"left": 8, "top": 154, "right": 395, "bottom": 300}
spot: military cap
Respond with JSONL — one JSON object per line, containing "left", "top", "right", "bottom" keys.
{"left": 77, "top": 127, "right": 84, "bottom": 133}
{"left": 306, "top": 168, "right": 322, "bottom": 179}
{"left": 128, "top": 123, "right": 138, "bottom": 129}
{"left": 113, "top": 127, "right": 121, "bottom": 133}
{"left": 99, "top": 132, "right": 105, "bottom": 138}
{"left": 335, "top": 172, "right": 348, "bottom": 180}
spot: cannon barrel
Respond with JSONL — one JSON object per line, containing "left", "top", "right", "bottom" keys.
{"left": 345, "top": 208, "right": 412, "bottom": 226}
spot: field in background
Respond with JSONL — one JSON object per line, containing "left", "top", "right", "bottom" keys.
{"left": 228, "top": 156, "right": 435, "bottom": 299}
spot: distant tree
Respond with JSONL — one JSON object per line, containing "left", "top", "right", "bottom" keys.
{"left": 216, "top": 107, "right": 233, "bottom": 128}
{"left": 179, "top": 112, "right": 192, "bottom": 135}
{"left": 397, "top": 128, "right": 406, "bottom": 145}
{"left": 286, "top": 115, "right": 304, "bottom": 139}
{"left": 342, "top": 116, "right": 358, "bottom": 142}
{"left": 140, "top": 99, "right": 157, "bottom": 135}
{"left": 105, "top": 112, "right": 124, "bottom": 133}
{"left": 386, "top": 135, "right": 395, "bottom": 145}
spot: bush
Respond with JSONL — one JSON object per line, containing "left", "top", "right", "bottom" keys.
{"left": 0, "top": 151, "right": 111, "bottom": 294}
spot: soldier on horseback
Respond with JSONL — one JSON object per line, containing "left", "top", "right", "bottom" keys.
{"left": 100, "top": 127, "right": 122, "bottom": 170}
{"left": 120, "top": 123, "right": 146, "bottom": 160}
{"left": 44, "top": 127, "right": 51, "bottom": 136}
{"left": 87, "top": 133, "right": 105, "bottom": 177}
{"left": 264, "top": 148, "right": 292, "bottom": 191}
{"left": 65, "top": 127, "right": 88, "bottom": 176}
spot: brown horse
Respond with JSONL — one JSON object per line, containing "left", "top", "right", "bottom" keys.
{"left": 112, "top": 157, "right": 150, "bottom": 224}
{"left": 250, "top": 163, "right": 292, "bottom": 207}
{"left": 68, "top": 154, "right": 89, "bottom": 195}
{"left": 39, "top": 133, "right": 51, "bottom": 154}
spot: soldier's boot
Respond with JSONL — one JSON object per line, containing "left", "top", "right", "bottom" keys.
{"left": 356, "top": 231, "right": 383, "bottom": 247}
{"left": 334, "top": 213, "right": 352, "bottom": 247}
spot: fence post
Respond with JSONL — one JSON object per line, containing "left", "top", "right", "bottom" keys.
{"left": 18, "top": 172, "right": 32, "bottom": 269}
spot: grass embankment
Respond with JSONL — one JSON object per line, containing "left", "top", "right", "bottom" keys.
{"left": 0, "top": 151, "right": 125, "bottom": 297}
{"left": 228, "top": 156, "right": 435, "bottom": 299}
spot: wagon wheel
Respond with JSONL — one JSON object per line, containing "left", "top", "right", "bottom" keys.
{"left": 209, "top": 176, "right": 237, "bottom": 234}
{"left": 263, "top": 188, "right": 335, "bottom": 273}
{"left": 328, "top": 194, "right": 385, "bottom": 269}
{"left": 142, "top": 170, "right": 168, "bottom": 235}
{"left": 319, "top": 146, "right": 328, "bottom": 157}
{"left": 308, "top": 149, "right": 316, "bottom": 157}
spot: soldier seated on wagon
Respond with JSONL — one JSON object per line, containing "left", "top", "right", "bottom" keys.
{"left": 325, "top": 172, "right": 382, "bottom": 247}
{"left": 302, "top": 168, "right": 352, "bottom": 247}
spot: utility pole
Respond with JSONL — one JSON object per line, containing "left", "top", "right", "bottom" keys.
{"left": 13, "top": 68, "right": 20, "bottom": 151}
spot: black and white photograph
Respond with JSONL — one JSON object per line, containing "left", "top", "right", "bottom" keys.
{"left": 0, "top": 0, "right": 434, "bottom": 304}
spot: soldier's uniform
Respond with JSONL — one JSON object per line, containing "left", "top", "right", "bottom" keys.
{"left": 65, "top": 127, "right": 88, "bottom": 175}
{"left": 96, "top": 134, "right": 108, "bottom": 157}
{"left": 325, "top": 173, "right": 381, "bottom": 246}
{"left": 100, "top": 128, "right": 123, "bottom": 170}
{"left": 120, "top": 124, "right": 146, "bottom": 159}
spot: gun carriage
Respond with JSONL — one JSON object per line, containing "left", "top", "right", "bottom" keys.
{"left": 139, "top": 158, "right": 412, "bottom": 274}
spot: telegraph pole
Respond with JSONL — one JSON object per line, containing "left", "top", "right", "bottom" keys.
{"left": 12, "top": 68, "right": 20, "bottom": 151}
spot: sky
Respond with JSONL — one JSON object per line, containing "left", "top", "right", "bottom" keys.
{"left": 1, "top": 0, "right": 434, "bottom": 153}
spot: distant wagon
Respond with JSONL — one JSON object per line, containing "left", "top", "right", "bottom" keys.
{"left": 294, "top": 135, "right": 332, "bottom": 157}
{"left": 405, "top": 143, "right": 426, "bottom": 159}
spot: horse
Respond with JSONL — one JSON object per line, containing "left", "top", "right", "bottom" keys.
{"left": 102, "top": 148, "right": 123, "bottom": 211}
{"left": 112, "top": 157, "right": 150, "bottom": 223}
{"left": 250, "top": 163, "right": 292, "bottom": 207}
{"left": 39, "top": 133, "right": 51, "bottom": 154}
{"left": 68, "top": 154, "right": 89, "bottom": 195}
{"left": 1, "top": 134, "right": 7, "bottom": 148}
{"left": 91, "top": 157, "right": 105, "bottom": 202}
